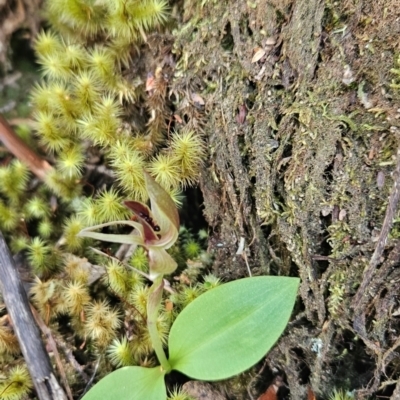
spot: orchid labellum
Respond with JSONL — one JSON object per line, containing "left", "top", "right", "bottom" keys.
{"left": 78, "top": 171, "right": 179, "bottom": 280}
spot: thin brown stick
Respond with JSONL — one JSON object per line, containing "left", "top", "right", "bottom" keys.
{"left": 352, "top": 145, "right": 400, "bottom": 310}
{"left": 0, "top": 230, "right": 67, "bottom": 400}
{"left": 390, "top": 379, "right": 400, "bottom": 400}
{"left": 0, "top": 114, "right": 52, "bottom": 180}
{"left": 52, "top": 332, "right": 90, "bottom": 383}
{"left": 30, "top": 305, "right": 74, "bottom": 400}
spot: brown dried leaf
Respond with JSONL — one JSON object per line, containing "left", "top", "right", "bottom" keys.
{"left": 165, "top": 299, "right": 174, "bottom": 312}
{"left": 377, "top": 171, "right": 385, "bottom": 189}
{"left": 236, "top": 104, "right": 247, "bottom": 124}
{"left": 252, "top": 47, "right": 266, "bottom": 63}
{"left": 174, "top": 114, "right": 183, "bottom": 124}
{"left": 145, "top": 72, "right": 155, "bottom": 92}
{"left": 308, "top": 386, "right": 317, "bottom": 400}
{"left": 257, "top": 385, "right": 278, "bottom": 400}
{"left": 257, "top": 377, "right": 284, "bottom": 400}
{"left": 190, "top": 92, "right": 205, "bottom": 106}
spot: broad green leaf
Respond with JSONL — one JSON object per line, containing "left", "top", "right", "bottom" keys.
{"left": 81, "top": 366, "right": 166, "bottom": 400}
{"left": 168, "top": 276, "right": 299, "bottom": 380}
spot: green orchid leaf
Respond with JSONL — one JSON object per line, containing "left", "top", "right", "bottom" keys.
{"left": 81, "top": 366, "right": 166, "bottom": 400}
{"left": 168, "top": 276, "right": 300, "bottom": 380}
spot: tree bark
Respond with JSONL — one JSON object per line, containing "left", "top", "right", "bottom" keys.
{"left": 172, "top": 0, "right": 400, "bottom": 397}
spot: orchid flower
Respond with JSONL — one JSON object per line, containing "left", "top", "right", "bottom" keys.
{"left": 78, "top": 172, "right": 179, "bottom": 280}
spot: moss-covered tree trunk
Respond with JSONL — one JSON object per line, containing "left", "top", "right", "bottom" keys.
{"left": 172, "top": 0, "right": 400, "bottom": 398}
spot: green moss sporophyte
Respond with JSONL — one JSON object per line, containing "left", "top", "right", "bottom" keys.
{"left": 77, "top": 171, "right": 179, "bottom": 280}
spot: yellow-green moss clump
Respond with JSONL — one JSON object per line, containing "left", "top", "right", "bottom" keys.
{"left": 0, "top": 0, "right": 208, "bottom": 397}
{"left": 0, "top": 0, "right": 206, "bottom": 254}
{"left": 31, "top": 0, "right": 205, "bottom": 204}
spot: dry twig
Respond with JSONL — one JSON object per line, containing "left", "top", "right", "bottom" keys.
{"left": 0, "top": 114, "right": 52, "bottom": 180}
{"left": 0, "top": 230, "right": 67, "bottom": 400}
{"left": 30, "top": 305, "right": 74, "bottom": 400}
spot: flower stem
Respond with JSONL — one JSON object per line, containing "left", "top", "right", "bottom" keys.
{"left": 147, "top": 277, "right": 171, "bottom": 372}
